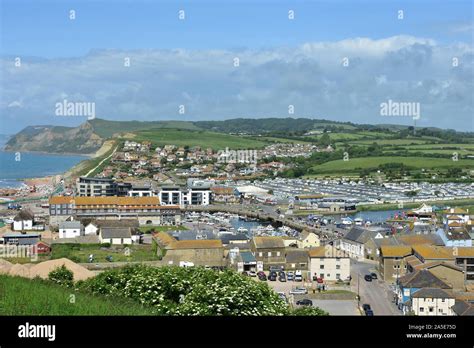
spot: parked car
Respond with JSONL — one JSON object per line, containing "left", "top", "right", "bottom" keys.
{"left": 279, "top": 271, "right": 285, "bottom": 277}
{"left": 258, "top": 273, "right": 267, "bottom": 281}
{"left": 277, "top": 292, "right": 288, "bottom": 303}
{"left": 248, "top": 271, "right": 257, "bottom": 277}
{"left": 268, "top": 273, "right": 277, "bottom": 281}
{"left": 287, "top": 271, "right": 294, "bottom": 281}
{"left": 364, "top": 275, "right": 373, "bottom": 282}
{"left": 294, "top": 270, "right": 303, "bottom": 282}
{"left": 289, "top": 287, "right": 308, "bottom": 295}
{"left": 257, "top": 271, "right": 265, "bottom": 277}
{"left": 362, "top": 304, "right": 371, "bottom": 312}
{"left": 296, "top": 299, "right": 313, "bottom": 306}
{"left": 365, "top": 310, "right": 374, "bottom": 316}
{"left": 370, "top": 273, "right": 378, "bottom": 280}
{"left": 241, "top": 271, "right": 248, "bottom": 276}
{"left": 279, "top": 274, "right": 287, "bottom": 282}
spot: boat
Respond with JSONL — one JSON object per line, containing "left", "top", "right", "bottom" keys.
{"left": 196, "top": 233, "right": 208, "bottom": 240}
{"left": 354, "top": 218, "right": 363, "bottom": 225}
{"left": 237, "top": 226, "right": 249, "bottom": 233}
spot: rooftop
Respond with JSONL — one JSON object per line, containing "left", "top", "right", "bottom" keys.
{"left": 167, "top": 239, "right": 223, "bottom": 250}
{"left": 252, "top": 236, "right": 285, "bottom": 249}
{"left": 100, "top": 227, "right": 132, "bottom": 239}
{"left": 380, "top": 245, "right": 412, "bottom": 258}
{"left": 411, "top": 288, "right": 453, "bottom": 299}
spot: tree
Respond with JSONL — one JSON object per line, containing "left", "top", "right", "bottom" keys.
{"left": 48, "top": 265, "right": 74, "bottom": 288}
{"left": 319, "top": 133, "right": 331, "bottom": 147}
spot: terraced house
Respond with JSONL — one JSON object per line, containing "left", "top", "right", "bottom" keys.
{"left": 49, "top": 196, "right": 181, "bottom": 226}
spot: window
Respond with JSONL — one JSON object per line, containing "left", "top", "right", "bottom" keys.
{"left": 276, "top": 252, "right": 280, "bottom": 257}
{"left": 267, "top": 252, "right": 272, "bottom": 257}
{"left": 419, "top": 307, "right": 424, "bottom": 312}
{"left": 320, "top": 265, "right": 324, "bottom": 269}
{"left": 429, "top": 307, "right": 434, "bottom": 312}
{"left": 336, "top": 265, "right": 340, "bottom": 269}
{"left": 259, "top": 252, "right": 263, "bottom": 257}
{"left": 441, "top": 299, "right": 445, "bottom": 302}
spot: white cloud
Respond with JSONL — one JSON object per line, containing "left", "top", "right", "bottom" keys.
{"left": 0, "top": 35, "right": 473, "bottom": 133}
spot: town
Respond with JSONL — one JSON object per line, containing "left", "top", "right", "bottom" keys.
{"left": 1, "top": 138, "right": 473, "bottom": 316}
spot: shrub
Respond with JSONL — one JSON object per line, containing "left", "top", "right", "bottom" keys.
{"left": 48, "top": 265, "right": 74, "bottom": 288}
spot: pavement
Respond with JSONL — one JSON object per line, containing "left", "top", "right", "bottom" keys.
{"left": 310, "top": 300, "right": 359, "bottom": 315}
{"left": 351, "top": 259, "right": 401, "bottom": 315}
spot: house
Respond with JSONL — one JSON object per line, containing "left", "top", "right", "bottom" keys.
{"left": 396, "top": 270, "right": 452, "bottom": 315}
{"left": 59, "top": 221, "right": 84, "bottom": 239}
{"left": 338, "top": 226, "right": 387, "bottom": 260}
{"left": 34, "top": 241, "right": 51, "bottom": 255}
{"left": 379, "top": 245, "right": 412, "bottom": 281}
{"left": 411, "top": 262, "right": 466, "bottom": 291}
{"left": 84, "top": 222, "right": 99, "bottom": 236}
{"left": 443, "top": 208, "right": 470, "bottom": 225}
{"left": 235, "top": 251, "right": 257, "bottom": 272}
{"left": 411, "top": 288, "right": 455, "bottom": 316}
{"left": 285, "top": 249, "right": 309, "bottom": 271}
{"left": 299, "top": 231, "right": 320, "bottom": 248}
{"left": 153, "top": 231, "right": 177, "bottom": 249}
{"left": 437, "top": 226, "right": 472, "bottom": 247}
{"left": 451, "top": 300, "right": 474, "bottom": 316}
{"left": 2, "top": 232, "right": 41, "bottom": 246}
{"left": 210, "top": 186, "right": 239, "bottom": 203}
{"left": 13, "top": 210, "right": 34, "bottom": 231}
{"left": 99, "top": 227, "right": 132, "bottom": 245}
{"left": 162, "top": 240, "right": 225, "bottom": 267}
{"left": 308, "top": 246, "right": 351, "bottom": 282}
{"left": 250, "top": 237, "right": 286, "bottom": 270}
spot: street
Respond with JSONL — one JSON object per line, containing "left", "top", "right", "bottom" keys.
{"left": 351, "top": 259, "right": 401, "bottom": 315}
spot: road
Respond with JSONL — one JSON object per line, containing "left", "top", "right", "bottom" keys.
{"left": 351, "top": 259, "right": 401, "bottom": 315}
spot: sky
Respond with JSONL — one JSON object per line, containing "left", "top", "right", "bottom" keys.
{"left": 0, "top": 0, "right": 473, "bottom": 133}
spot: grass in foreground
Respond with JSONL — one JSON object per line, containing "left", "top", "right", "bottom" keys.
{"left": 0, "top": 275, "right": 155, "bottom": 315}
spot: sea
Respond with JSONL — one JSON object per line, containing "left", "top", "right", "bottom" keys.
{"left": 0, "top": 151, "right": 87, "bottom": 188}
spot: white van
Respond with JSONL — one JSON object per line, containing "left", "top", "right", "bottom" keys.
{"left": 294, "top": 270, "right": 302, "bottom": 282}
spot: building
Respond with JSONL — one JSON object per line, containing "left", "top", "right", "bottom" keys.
{"left": 250, "top": 237, "right": 286, "bottom": 270}
{"left": 452, "top": 300, "right": 474, "bottom": 316}
{"left": 299, "top": 231, "right": 321, "bottom": 249}
{"left": 49, "top": 196, "right": 182, "bottom": 226}
{"left": 76, "top": 177, "right": 132, "bottom": 197}
{"left": 411, "top": 262, "right": 466, "bottom": 292}
{"left": 13, "top": 210, "right": 34, "bottom": 231}
{"left": 437, "top": 226, "right": 472, "bottom": 247}
{"left": 338, "top": 226, "right": 388, "bottom": 260}
{"left": 396, "top": 270, "right": 452, "bottom": 315}
{"left": 2, "top": 232, "right": 41, "bottom": 246}
{"left": 34, "top": 241, "right": 51, "bottom": 255}
{"left": 308, "top": 246, "right": 351, "bottom": 282}
{"left": 379, "top": 245, "right": 412, "bottom": 281}
{"left": 59, "top": 221, "right": 84, "bottom": 239}
{"left": 235, "top": 251, "right": 257, "bottom": 272}
{"left": 285, "top": 249, "right": 309, "bottom": 271}
{"left": 99, "top": 227, "right": 133, "bottom": 245}
{"left": 411, "top": 288, "right": 455, "bottom": 316}
{"left": 84, "top": 222, "right": 99, "bottom": 236}
{"left": 162, "top": 240, "right": 225, "bottom": 267}
{"left": 211, "top": 186, "right": 239, "bottom": 203}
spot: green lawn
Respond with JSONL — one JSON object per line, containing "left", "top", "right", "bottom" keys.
{"left": 51, "top": 244, "right": 159, "bottom": 263}
{"left": 0, "top": 275, "right": 156, "bottom": 315}
{"left": 133, "top": 128, "right": 269, "bottom": 150}
{"left": 311, "top": 156, "right": 474, "bottom": 173}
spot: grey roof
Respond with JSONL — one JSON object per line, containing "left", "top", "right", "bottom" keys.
{"left": 52, "top": 235, "right": 100, "bottom": 244}
{"left": 14, "top": 210, "right": 34, "bottom": 221}
{"left": 343, "top": 227, "right": 379, "bottom": 244}
{"left": 59, "top": 221, "right": 82, "bottom": 229}
{"left": 3, "top": 232, "right": 40, "bottom": 238}
{"left": 253, "top": 237, "right": 285, "bottom": 249}
{"left": 220, "top": 234, "right": 249, "bottom": 245}
{"left": 452, "top": 300, "right": 474, "bottom": 316}
{"left": 398, "top": 270, "right": 451, "bottom": 289}
{"left": 285, "top": 249, "right": 309, "bottom": 264}
{"left": 411, "top": 288, "right": 453, "bottom": 299}
{"left": 101, "top": 227, "right": 131, "bottom": 239}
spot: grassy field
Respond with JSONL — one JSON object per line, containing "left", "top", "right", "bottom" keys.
{"left": 311, "top": 156, "right": 474, "bottom": 174}
{"left": 0, "top": 275, "right": 155, "bottom": 315}
{"left": 356, "top": 199, "right": 474, "bottom": 212}
{"left": 351, "top": 139, "right": 432, "bottom": 145}
{"left": 51, "top": 244, "right": 159, "bottom": 263}
{"left": 139, "top": 225, "right": 188, "bottom": 233}
{"left": 133, "top": 128, "right": 270, "bottom": 150}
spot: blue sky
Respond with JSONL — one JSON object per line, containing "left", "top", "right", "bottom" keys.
{"left": 0, "top": 0, "right": 473, "bottom": 132}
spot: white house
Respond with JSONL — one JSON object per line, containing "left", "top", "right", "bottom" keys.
{"left": 411, "top": 288, "right": 455, "bottom": 316}
{"left": 13, "top": 210, "right": 34, "bottom": 231}
{"left": 59, "top": 221, "right": 84, "bottom": 239}
{"left": 84, "top": 222, "right": 99, "bottom": 236}
{"left": 99, "top": 227, "right": 132, "bottom": 245}
{"left": 309, "top": 246, "right": 351, "bottom": 282}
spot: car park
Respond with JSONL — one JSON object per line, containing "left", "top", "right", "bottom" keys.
{"left": 268, "top": 273, "right": 277, "bottom": 281}
{"left": 296, "top": 299, "right": 313, "bottom": 306}
{"left": 279, "top": 274, "right": 287, "bottom": 282}
{"left": 294, "top": 270, "right": 303, "bottom": 282}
